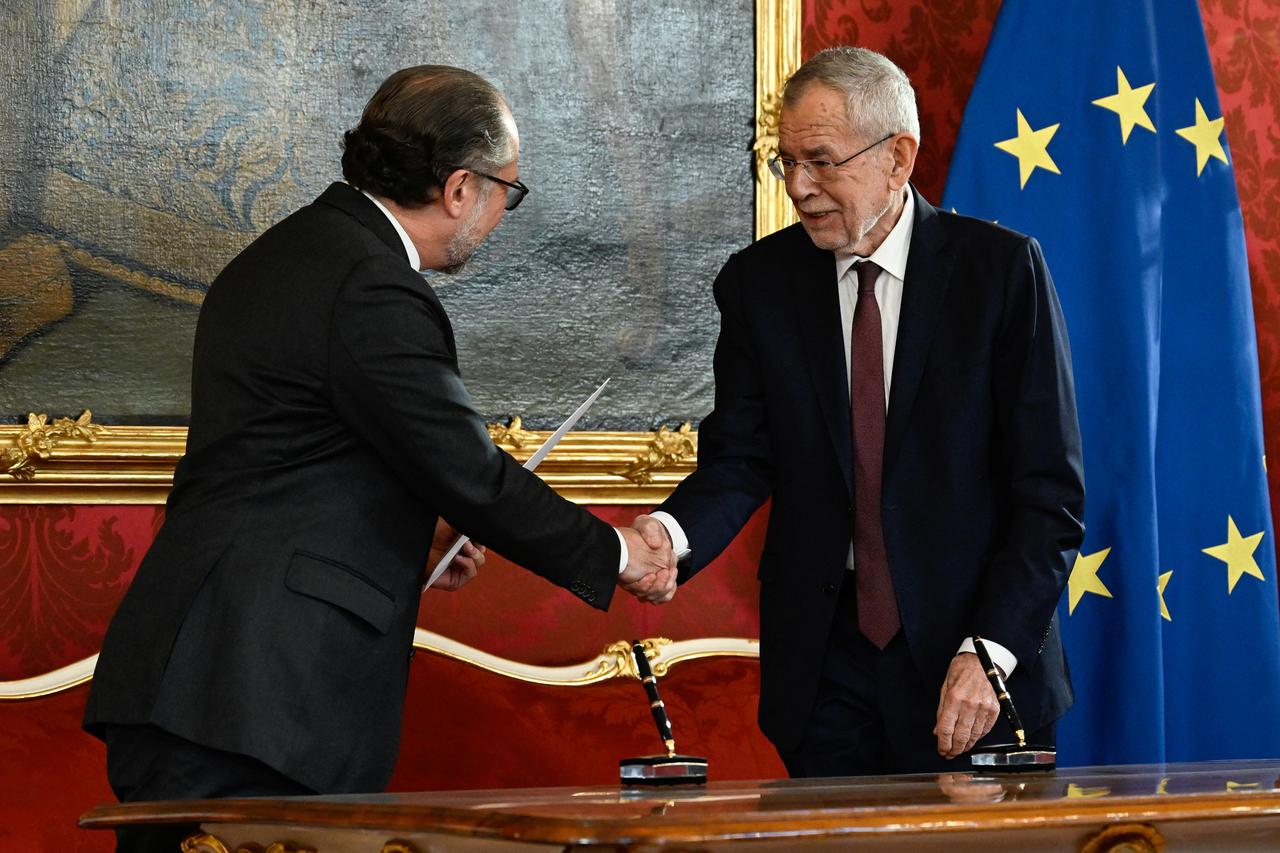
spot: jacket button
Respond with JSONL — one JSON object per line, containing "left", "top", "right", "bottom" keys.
{"left": 408, "top": 648, "right": 416, "bottom": 661}
{"left": 823, "top": 582, "right": 837, "bottom": 595}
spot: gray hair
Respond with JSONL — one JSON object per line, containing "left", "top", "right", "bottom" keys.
{"left": 783, "top": 47, "right": 920, "bottom": 143}
{"left": 341, "top": 65, "right": 514, "bottom": 208}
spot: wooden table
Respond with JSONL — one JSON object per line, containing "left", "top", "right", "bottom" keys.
{"left": 80, "top": 760, "right": 1280, "bottom": 852}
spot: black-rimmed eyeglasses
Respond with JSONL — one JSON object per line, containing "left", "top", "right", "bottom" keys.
{"left": 767, "top": 133, "right": 895, "bottom": 183}
{"left": 474, "top": 171, "right": 530, "bottom": 211}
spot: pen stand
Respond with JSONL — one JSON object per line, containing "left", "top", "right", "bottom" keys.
{"left": 970, "top": 743, "right": 1056, "bottom": 773}
{"left": 620, "top": 754, "right": 709, "bottom": 786}
{"left": 968, "top": 638, "right": 1056, "bottom": 774}
{"left": 619, "top": 640, "right": 708, "bottom": 787}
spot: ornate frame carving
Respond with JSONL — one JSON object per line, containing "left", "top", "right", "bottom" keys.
{"left": 0, "top": 0, "right": 801, "bottom": 506}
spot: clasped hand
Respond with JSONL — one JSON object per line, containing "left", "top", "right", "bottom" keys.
{"left": 616, "top": 514, "right": 678, "bottom": 604}
{"left": 425, "top": 518, "right": 486, "bottom": 592}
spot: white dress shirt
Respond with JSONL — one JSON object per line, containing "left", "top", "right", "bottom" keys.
{"left": 653, "top": 190, "right": 1016, "bottom": 676}
{"left": 360, "top": 189, "right": 421, "bottom": 271}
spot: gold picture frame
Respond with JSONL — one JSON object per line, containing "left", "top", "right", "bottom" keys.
{"left": 0, "top": 0, "right": 801, "bottom": 506}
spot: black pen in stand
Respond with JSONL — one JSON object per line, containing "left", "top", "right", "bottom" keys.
{"left": 968, "top": 636, "right": 1056, "bottom": 773}
{"left": 619, "top": 641, "right": 708, "bottom": 786}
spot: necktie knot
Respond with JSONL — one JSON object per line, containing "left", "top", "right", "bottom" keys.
{"left": 855, "top": 260, "right": 881, "bottom": 296}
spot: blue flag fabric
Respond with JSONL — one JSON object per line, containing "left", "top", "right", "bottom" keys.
{"left": 942, "top": 0, "right": 1280, "bottom": 765}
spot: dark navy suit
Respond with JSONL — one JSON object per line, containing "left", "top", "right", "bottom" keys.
{"left": 661, "top": 188, "right": 1084, "bottom": 770}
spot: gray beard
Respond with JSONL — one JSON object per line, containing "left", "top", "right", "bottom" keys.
{"left": 440, "top": 190, "right": 490, "bottom": 275}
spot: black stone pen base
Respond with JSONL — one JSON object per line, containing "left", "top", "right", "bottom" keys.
{"left": 620, "top": 754, "right": 709, "bottom": 786}
{"left": 970, "top": 744, "right": 1057, "bottom": 773}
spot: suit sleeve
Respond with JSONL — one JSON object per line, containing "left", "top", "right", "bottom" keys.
{"left": 326, "top": 255, "right": 619, "bottom": 610}
{"left": 660, "top": 251, "right": 774, "bottom": 581}
{"left": 973, "top": 237, "right": 1085, "bottom": 666}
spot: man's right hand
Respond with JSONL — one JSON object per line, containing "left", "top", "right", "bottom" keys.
{"left": 617, "top": 525, "right": 677, "bottom": 604}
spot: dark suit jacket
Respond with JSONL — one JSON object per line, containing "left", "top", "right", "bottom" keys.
{"left": 661, "top": 187, "right": 1085, "bottom": 754}
{"left": 84, "top": 183, "right": 620, "bottom": 793}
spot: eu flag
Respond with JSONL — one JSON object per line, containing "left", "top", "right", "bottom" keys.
{"left": 943, "top": 0, "right": 1280, "bottom": 765}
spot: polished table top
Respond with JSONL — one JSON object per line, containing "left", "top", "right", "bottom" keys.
{"left": 79, "top": 760, "right": 1280, "bottom": 846}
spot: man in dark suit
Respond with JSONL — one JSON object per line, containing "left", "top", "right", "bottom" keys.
{"left": 85, "top": 65, "right": 675, "bottom": 850}
{"left": 631, "top": 46, "right": 1085, "bottom": 776}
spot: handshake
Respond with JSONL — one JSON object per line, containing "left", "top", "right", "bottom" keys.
{"left": 429, "top": 515, "right": 681, "bottom": 605}
{"left": 616, "top": 514, "right": 679, "bottom": 605}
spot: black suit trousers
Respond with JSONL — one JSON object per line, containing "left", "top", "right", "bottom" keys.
{"left": 104, "top": 724, "right": 315, "bottom": 852}
{"left": 779, "top": 583, "right": 1055, "bottom": 778}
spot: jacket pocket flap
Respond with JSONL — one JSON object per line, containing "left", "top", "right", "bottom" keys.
{"left": 285, "top": 551, "right": 395, "bottom": 635}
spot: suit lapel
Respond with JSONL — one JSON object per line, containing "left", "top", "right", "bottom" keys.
{"left": 793, "top": 234, "right": 854, "bottom": 497}
{"left": 884, "top": 188, "right": 954, "bottom": 476}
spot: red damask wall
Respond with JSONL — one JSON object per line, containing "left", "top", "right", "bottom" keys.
{"left": 0, "top": 504, "right": 777, "bottom": 851}
{"left": 7, "top": 2, "right": 1280, "bottom": 849}
{"left": 804, "top": 0, "right": 1280, "bottom": 542}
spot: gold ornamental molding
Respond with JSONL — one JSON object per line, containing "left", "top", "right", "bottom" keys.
{"left": 421, "top": 633, "right": 758, "bottom": 687}
{"left": 619, "top": 421, "right": 696, "bottom": 485}
{"left": 180, "top": 835, "right": 315, "bottom": 853}
{"left": 0, "top": 633, "right": 760, "bottom": 700}
{"left": 2, "top": 410, "right": 103, "bottom": 480}
{"left": 181, "top": 833, "right": 422, "bottom": 853}
{"left": 0, "top": 418, "right": 187, "bottom": 504}
{"left": 1, "top": 415, "right": 700, "bottom": 505}
{"left": 754, "top": 0, "right": 802, "bottom": 239}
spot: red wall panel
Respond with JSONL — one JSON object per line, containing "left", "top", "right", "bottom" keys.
{"left": 13, "top": 3, "right": 1280, "bottom": 848}
{"left": 0, "top": 503, "right": 774, "bottom": 851}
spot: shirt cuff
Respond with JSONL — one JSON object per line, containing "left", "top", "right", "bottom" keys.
{"left": 957, "top": 637, "right": 1018, "bottom": 679}
{"left": 615, "top": 528, "right": 629, "bottom": 574}
{"left": 648, "top": 511, "right": 692, "bottom": 560}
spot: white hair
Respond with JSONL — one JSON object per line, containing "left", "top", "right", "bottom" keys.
{"left": 783, "top": 46, "right": 920, "bottom": 142}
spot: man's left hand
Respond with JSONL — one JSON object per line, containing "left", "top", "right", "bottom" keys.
{"left": 427, "top": 518, "right": 486, "bottom": 592}
{"left": 934, "top": 652, "right": 1001, "bottom": 759}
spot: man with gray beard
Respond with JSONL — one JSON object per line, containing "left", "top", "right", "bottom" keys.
{"left": 84, "top": 65, "right": 676, "bottom": 852}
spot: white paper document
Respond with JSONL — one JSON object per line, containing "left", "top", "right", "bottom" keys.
{"left": 422, "top": 378, "right": 611, "bottom": 590}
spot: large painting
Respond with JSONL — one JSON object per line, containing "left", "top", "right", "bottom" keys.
{"left": 0, "top": 0, "right": 756, "bottom": 430}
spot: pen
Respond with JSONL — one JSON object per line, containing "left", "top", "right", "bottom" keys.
{"left": 973, "top": 636, "right": 1026, "bottom": 748}
{"left": 631, "top": 640, "right": 676, "bottom": 758}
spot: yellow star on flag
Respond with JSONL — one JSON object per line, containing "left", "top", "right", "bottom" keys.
{"left": 1157, "top": 571, "right": 1173, "bottom": 622}
{"left": 1068, "top": 547, "right": 1113, "bottom": 614}
{"left": 1092, "top": 67, "right": 1156, "bottom": 143}
{"left": 1174, "top": 99, "right": 1227, "bottom": 176}
{"left": 994, "top": 109, "right": 1061, "bottom": 188}
{"left": 1202, "top": 516, "right": 1265, "bottom": 593}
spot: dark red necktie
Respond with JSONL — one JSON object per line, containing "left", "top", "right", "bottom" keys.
{"left": 851, "top": 261, "right": 899, "bottom": 648}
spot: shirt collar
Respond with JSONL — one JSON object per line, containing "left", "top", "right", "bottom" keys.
{"left": 835, "top": 187, "right": 915, "bottom": 282}
{"left": 357, "top": 187, "right": 421, "bottom": 271}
